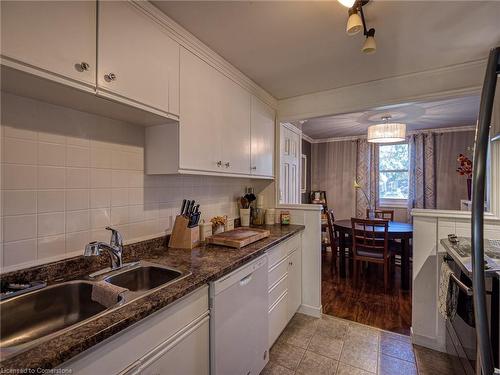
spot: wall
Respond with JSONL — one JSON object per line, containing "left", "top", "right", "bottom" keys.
{"left": 0, "top": 93, "right": 259, "bottom": 272}
{"left": 300, "top": 139, "right": 311, "bottom": 204}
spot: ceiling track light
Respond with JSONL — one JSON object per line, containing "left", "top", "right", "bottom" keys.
{"left": 341, "top": 0, "right": 377, "bottom": 54}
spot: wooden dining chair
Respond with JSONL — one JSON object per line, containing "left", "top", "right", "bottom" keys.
{"left": 351, "top": 218, "right": 394, "bottom": 292}
{"left": 323, "top": 209, "right": 338, "bottom": 273}
{"left": 366, "top": 208, "right": 395, "bottom": 221}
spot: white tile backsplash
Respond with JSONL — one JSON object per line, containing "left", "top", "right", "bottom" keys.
{"left": 1, "top": 93, "right": 264, "bottom": 271}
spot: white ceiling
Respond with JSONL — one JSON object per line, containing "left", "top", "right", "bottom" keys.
{"left": 153, "top": 1, "right": 500, "bottom": 100}
{"left": 300, "top": 95, "right": 480, "bottom": 139}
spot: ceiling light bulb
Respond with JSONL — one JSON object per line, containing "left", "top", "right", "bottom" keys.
{"left": 346, "top": 9, "right": 363, "bottom": 36}
{"left": 362, "top": 28, "right": 376, "bottom": 54}
{"left": 338, "top": 0, "right": 356, "bottom": 8}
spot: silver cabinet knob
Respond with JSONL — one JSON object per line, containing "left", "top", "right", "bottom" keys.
{"left": 76, "top": 62, "right": 90, "bottom": 72}
{"left": 216, "top": 161, "right": 222, "bottom": 167}
{"left": 104, "top": 73, "right": 117, "bottom": 82}
{"left": 225, "top": 162, "right": 230, "bottom": 168}
{"left": 251, "top": 166, "right": 257, "bottom": 170}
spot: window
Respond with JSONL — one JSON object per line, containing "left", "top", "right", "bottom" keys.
{"left": 378, "top": 143, "right": 409, "bottom": 205}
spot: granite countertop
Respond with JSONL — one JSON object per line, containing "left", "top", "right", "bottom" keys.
{"left": 0, "top": 224, "right": 304, "bottom": 370}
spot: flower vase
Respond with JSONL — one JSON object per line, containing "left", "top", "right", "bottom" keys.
{"left": 213, "top": 224, "right": 224, "bottom": 235}
{"left": 467, "top": 178, "right": 472, "bottom": 201}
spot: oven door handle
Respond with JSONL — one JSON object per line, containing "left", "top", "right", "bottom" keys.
{"left": 450, "top": 272, "right": 473, "bottom": 296}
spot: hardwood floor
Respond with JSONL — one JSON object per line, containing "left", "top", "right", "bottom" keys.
{"left": 321, "top": 250, "right": 412, "bottom": 335}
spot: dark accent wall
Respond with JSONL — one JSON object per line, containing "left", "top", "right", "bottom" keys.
{"left": 301, "top": 139, "right": 312, "bottom": 204}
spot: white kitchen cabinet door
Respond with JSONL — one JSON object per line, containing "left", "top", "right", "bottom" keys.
{"left": 287, "top": 249, "right": 302, "bottom": 320}
{"left": 218, "top": 73, "right": 251, "bottom": 174}
{"left": 268, "top": 291, "right": 289, "bottom": 347}
{"left": 98, "top": 1, "right": 179, "bottom": 115}
{"left": 139, "top": 317, "right": 209, "bottom": 375}
{"left": 251, "top": 96, "right": 275, "bottom": 177}
{"left": 179, "top": 48, "right": 222, "bottom": 173}
{"left": 279, "top": 124, "right": 301, "bottom": 204}
{"left": 1, "top": 1, "right": 96, "bottom": 87}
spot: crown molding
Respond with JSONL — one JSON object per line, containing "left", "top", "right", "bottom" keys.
{"left": 132, "top": 1, "right": 278, "bottom": 109}
{"left": 307, "top": 125, "right": 476, "bottom": 144}
{"left": 301, "top": 133, "right": 314, "bottom": 143}
{"left": 278, "top": 59, "right": 486, "bottom": 122}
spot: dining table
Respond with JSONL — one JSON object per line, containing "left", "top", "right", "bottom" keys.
{"left": 331, "top": 219, "right": 414, "bottom": 290}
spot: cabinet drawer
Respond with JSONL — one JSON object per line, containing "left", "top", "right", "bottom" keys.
{"left": 268, "top": 291, "right": 289, "bottom": 347}
{"left": 284, "top": 234, "right": 300, "bottom": 254}
{"left": 268, "top": 258, "right": 288, "bottom": 288}
{"left": 268, "top": 274, "right": 287, "bottom": 308}
{"left": 267, "top": 243, "right": 288, "bottom": 269}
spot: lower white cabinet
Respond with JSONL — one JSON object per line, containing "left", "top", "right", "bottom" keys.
{"left": 60, "top": 286, "right": 209, "bottom": 375}
{"left": 267, "top": 234, "right": 302, "bottom": 347}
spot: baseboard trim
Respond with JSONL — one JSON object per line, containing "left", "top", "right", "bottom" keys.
{"left": 298, "top": 303, "right": 322, "bottom": 318}
{"left": 411, "top": 328, "right": 447, "bottom": 353}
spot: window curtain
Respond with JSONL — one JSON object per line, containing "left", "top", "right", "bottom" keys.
{"left": 407, "top": 133, "right": 436, "bottom": 221}
{"left": 355, "top": 139, "right": 379, "bottom": 218}
{"left": 311, "top": 140, "right": 357, "bottom": 219}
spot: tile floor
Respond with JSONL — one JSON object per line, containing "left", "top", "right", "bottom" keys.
{"left": 262, "top": 313, "right": 458, "bottom": 375}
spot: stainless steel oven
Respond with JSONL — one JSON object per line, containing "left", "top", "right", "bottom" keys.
{"left": 443, "top": 253, "right": 499, "bottom": 375}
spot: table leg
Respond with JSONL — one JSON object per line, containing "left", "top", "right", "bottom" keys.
{"left": 339, "top": 230, "right": 346, "bottom": 278}
{"left": 401, "top": 237, "right": 410, "bottom": 290}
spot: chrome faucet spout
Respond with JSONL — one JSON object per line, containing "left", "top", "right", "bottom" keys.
{"left": 84, "top": 228, "right": 124, "bottom": 270}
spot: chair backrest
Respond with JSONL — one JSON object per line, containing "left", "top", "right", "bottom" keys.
{"left": 351, "top": 218, "right": 389, "bottom": 259}
{"left": 366, "top": 209, "right": 394, "bottom": 221}
{"left": 325, "top": 209, "right": 336, "bottom": 243}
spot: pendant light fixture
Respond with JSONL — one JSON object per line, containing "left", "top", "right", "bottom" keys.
{"left": 367, "top": 116, "right": 406, "bottom": 143}
{"left": 340, "top": 0, "right": 377, "bottom": 54}
{"left": 338, "top": 0, "right": 356, "bottom": 8}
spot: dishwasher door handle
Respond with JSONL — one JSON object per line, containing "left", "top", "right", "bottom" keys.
{"left": 239, "top": 273, "right": 253, "bottom": 286}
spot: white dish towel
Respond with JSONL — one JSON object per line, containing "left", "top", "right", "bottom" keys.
{"left": 438, "top": 261, "right": 459, "bottom": 320}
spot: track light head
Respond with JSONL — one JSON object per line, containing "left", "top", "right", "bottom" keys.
{"left": 346, "top": 8, "right": 363, "bottom": 36}
{"left": 362, "top": 28, "right": 376, "bottom": 54}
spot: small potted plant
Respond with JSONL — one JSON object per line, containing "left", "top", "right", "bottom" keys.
{"left": 456, "top": 153, "right": 473, "bottom": 200}
{"left": 210, "top": 216, "right": 227, "bottom": 235}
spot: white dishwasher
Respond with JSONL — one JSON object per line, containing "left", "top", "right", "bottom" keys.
{"left": 210, "top": 255, "right": 268, "bottom": 375}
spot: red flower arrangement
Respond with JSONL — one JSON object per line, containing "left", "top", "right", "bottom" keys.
{"left": 456, "top": 154, "right": 472, "bottom": 178}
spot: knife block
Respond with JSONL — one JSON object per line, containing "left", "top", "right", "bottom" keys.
{"left": 168, "top": 215, "right": 199, "bottom": 249}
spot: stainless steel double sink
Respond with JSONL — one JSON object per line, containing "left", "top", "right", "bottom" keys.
{"left": 0, "top": 261, "right": 188, "bottom": 357}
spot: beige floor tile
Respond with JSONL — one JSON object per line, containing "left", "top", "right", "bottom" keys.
{"left": 261, "top": 361, "right": 295, "bottom": 375}
{"left": 316, "top": 315, "right": 350, "bottom": 340}
{"left": 296, "top": 351, "right": 337, "bottom": 375}
{"left": 279, "top": 315, "right": 318, "bottom": 349}
{"left": 270, "top": 341, "right": 306, "bottom": 371}
{"left": 335, "top": 363, "right": 375, "bottom": 375}
{"left": 378, "top": 354, "right": 417, "bottom": 375}
{"left": 343, "top": 333, "right": 379, "bottom": 353}
{"left": 307, "top": 332, "right": 344, "bottom": 360}
{"left": 380, "top": 330, "right": 412, "bottom": 344}
{"left": 380, "top": 337, "right": 415, "bottom": 362}
{"left": 339, "top": 346, "right": 378, "bottom": 373}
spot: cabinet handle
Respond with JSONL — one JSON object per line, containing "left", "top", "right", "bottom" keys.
{"left": 216, "top": 161, "right": 222, "bottom": 167}
{"left": 251, "top": 166, "right": 257, "bottom": 170}
{"left": 225, "top": 162, "right": 230, "bottom": 168}
{"left": 104, "top": 73, "right": 117, "bottom": 82}
{"left": 76, "top": 62, "right": 90, "bottom": 72}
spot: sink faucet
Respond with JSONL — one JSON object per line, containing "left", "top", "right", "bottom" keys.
{"left": 84, "top": 227, "right": 124, "bottom": 270}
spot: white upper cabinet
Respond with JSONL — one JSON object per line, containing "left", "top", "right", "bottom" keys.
{"left": 251, "top": 96, "right": 275, "bottom": 177}
{"left": 97, "top": 1, "right": 179, "bottom": 116}
{"left": 179, "top": 47, "right": 251, "bottom": 175}
{"left": 0, "top": 1, "right": 96, "bottom": 88}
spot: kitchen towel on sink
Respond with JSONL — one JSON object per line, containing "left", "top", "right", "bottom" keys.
{"left": 438, "top": 262, "right": 459, "bottom": 320}
{"left": 91, "top": 281, "right": 128, "bottom": 308}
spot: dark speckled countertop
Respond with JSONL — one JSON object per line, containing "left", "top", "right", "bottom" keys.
{"left": 0, "top": 224, "right": 304, "bottom": 370}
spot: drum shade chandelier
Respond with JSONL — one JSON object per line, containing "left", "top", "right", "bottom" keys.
{"left": 367, "top": 116, "right": 406, "bottom": 143}
{"left": 338, "top": 0, "right": 376, "bottom": 54}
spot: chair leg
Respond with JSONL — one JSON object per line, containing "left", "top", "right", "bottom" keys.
{"left": 384, "top": 262, "right": 389, "bottom": 293}
{"left": 353, "top": 259, "right": 358, "bottom": 287}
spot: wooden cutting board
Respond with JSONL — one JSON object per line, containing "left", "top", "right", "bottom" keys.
{"left": 206, "top": 227, "right": 270, "bottom": 248}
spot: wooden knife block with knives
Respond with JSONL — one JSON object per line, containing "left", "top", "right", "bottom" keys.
{"left": 169, "top": 199, "right": 201, "bottom": 249}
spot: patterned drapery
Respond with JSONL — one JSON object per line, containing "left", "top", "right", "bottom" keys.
{"left": 407, "top": 133, "right": 436, "bottom": 221}
{"left": 355, "top": 139, "right": 379, "bottom": 218}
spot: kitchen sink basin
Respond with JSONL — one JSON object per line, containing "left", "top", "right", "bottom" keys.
{"left": 104, "top": 265, "right": 183, "bottom": 292}
{"left": 0, "top": 281, "right": 122, "bottom": 349}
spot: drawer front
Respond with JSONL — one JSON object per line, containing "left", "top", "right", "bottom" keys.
{"left": 268, "top": 274, "right": 287, "bottom": 308}
{"left": 284, "top": 234, "right": 300, "bottom": 255}
{"left": 268, "top": 291, "right": 289, "bottom": 347}
{"left": 267, "top": 242, "right": 288, "bottom": 269}
{"left": 268, "top": 257, "right": 288, "bottom": 288}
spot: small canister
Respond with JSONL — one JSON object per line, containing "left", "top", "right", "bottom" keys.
{"left": 265, "top": 209, "right": 275, "bottom": 225}
{"left": 199, "top": 222, "right": 212, "bottom": 242}
{"left": 280, "top": 211, "right": 290, "bottom": 225}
